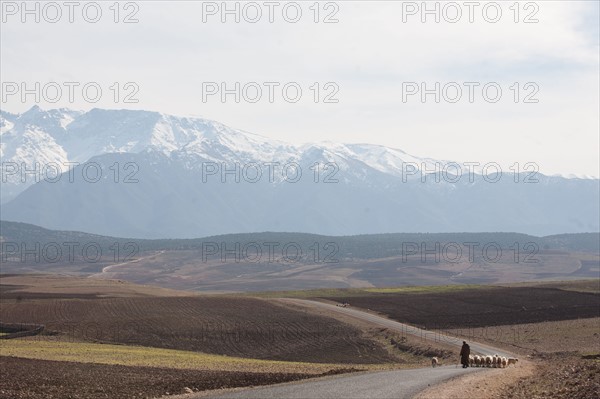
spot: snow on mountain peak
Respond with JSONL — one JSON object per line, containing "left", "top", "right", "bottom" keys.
{"left": 1, "top": 107, "right": 437, "bottom": 173}
{"left": 2, "top": 106, "right": 596, "bottom": 204}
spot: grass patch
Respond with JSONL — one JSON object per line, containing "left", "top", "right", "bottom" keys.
{"left": 362, "top": 284, "right": 483, "bottom": 294}
{"left": 249, "top": 284, "right": 484, "bottom": 298}
{"left": 249, "top": 280, "right": 599, "bottom": 299}
{"left": 0, "top": 337, "right": 386, "bottom": 374}
{"left": 537, "top": 279, "right": 600, "bottom": 294}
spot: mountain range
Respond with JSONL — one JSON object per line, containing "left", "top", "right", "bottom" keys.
{"left": 1, "top": 106, "right": 598, "bottom": 238}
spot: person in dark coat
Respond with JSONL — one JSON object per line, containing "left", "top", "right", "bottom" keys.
{"left": 460, "top": 341, "right": 470, "bottom": 368}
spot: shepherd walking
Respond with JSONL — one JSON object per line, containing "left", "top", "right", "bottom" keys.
{"left": 460, "top": 341, "right": 470, "bottom": 368}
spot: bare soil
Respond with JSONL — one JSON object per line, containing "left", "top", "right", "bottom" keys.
{"left": 416, "top": 359, "right": 536, "bottom": 399}
{"left": 415, "top": 309, "right": 600, "bottom": 399}
{"left": 325, "top": 286, "right": 600, "bottom": 329}
{"left": 275, "top": 298, "right": 458, "bottom": 367}
{"left": 0, "top": 296, "right": 395, "bottom": 364}
{"left": 500, "top": 353, "right": 600, "bottom": 399}
{"left": 0, "top": 274, "right": 192, "bottom": 301}
{"left": 0, "top": 356, "right": 355, "bottom": 399}
{"left": 326, "top": 283, "right": 600, "bottom": 398}
{"left": 446, "top": 317, "right": 600, "bottom": 356}
{"left": 417, "top": 353, "right": 600, "bottom": 399}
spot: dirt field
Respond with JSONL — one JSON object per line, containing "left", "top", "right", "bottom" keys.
{"left": 421, "top": 353, "right": 600, "bottom": 399}
{"left": 446, "top": 317, "right": 600, "bottom": 356}
{"left": 276, "top": 298, "right": 462, "bottom": 368}
{"left": 325, "top": 286, "right": 600, "bottom": 329}
{"left": 500, "top": 279, "right": 600, "bottom": 294}
{"left": 0, "top": 274, "right": 193, "bottom": 300}
{"left": 0, "top": 295, "right": 396, "bottom": 364}
{"left": 321, "top": 282, "right": 600, "bottom": 399}
{"left": 0, "top": 275, "right": 397, "bottom": 398}
{"left": 500, "top": 353, "right": 600, "bottom": 399}
{"left": 408, "top": 284, "right": 600, "bottom": 399}
{"left": 3, "top": 236, "right": 597, "bottom": 292}
{"left": 444, "top": 317, "right": 600, "bottom": 398}
{"left": 2, "top": 276, "right": 598, "bottom": 398}
{"left": 0, "top": 337, "right": 374, "bottom": 375}
{"left": 0, "top": 356, "right": 353, "bottom": 399}
{"left": 417, "top": 358, "right": 536, "bottom": 399}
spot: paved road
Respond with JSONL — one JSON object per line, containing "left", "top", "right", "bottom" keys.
{"left": 206, "top": 366, "right": 483, "bottom": 399}
{"left": 195, "top": 299, "right": 515, "bottom": 399}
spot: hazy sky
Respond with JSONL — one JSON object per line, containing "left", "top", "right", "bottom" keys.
{"left": 1, "top": 1, "right": 599, "bottom": 176}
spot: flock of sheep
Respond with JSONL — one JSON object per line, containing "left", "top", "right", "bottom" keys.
{"left": 431, "top": 355, "right": 518, "bottom": 368}
{"left": 468, "top": 354, "right": 518, "bottom": 368}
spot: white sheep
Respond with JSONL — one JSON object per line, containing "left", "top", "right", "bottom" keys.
{"left": 469, "top": 355, "right": 474, "bottom": 367}
{"left": 477, "top": 354, "right": 515, "bottom": 368}
{"left": 431, "top": 357, "right": 439, "bottom": 368}
{"left": 492, "top": 354, "right": 500, "bottom": 368}
{"left": 485, "top": 355, "right": 493, "bottom": 367}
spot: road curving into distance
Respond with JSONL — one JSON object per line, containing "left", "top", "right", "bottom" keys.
{"left": 282, "top": 299, "right": 515, "bottom": 359}
{"left": 197, "top": 298, "right": 515, "bottom": 399}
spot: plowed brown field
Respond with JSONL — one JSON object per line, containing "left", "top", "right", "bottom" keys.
{"left": 0, "top": 356, "right": 351, "bottom": 399}
{"left": 0, "top": 296, "right": 395, "bottom": 364}
{"left": 326, "top": 286, "right": 600, "bottom": 329}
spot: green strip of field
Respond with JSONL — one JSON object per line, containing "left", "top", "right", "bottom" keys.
{"left": 0, "top": 338, "right": 387, "bottom": 374}
{"left": 250, "top": 284, "right": 485, "bottom": 298}
{"left": 248, "top": 280, "right": 600, "bottom": 298}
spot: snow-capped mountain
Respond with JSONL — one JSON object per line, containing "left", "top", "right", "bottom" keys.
{"left": 1, "top": 106, "right": 598, "bottom": 238}
{"left": 0, "top": 106, "right": 453, "bottom": 202}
